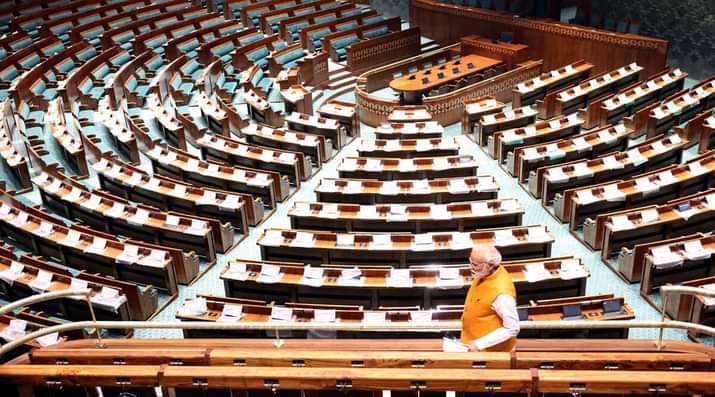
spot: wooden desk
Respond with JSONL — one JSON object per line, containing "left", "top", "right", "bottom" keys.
{"left": 460, "top": 35, "right": 528, "bottom": 70}
{"left": 579, "top": 68, "right": 687, "bottom": 129}
{"left": 375, "top": 121, "right": 444, "bottom": 140}
{"left": 258, "top": 225, "right": 553, "bottom": 266}
{"left": 511, "top": 124, "right": 632, "bottom": 185}
{"left": 315, "top": 175, "right": 499, "bottom": 205}
{"left": 288, "top": 199, "right": 523, "bottom": 233}
{"left": 700, "top": 115, "right": 715, "bottom": 154}
{"left": 476, "top": 105, "right": 538, "bottom": 145}
{"left": 513, "top": 60, "right": 594, "bottom": 108}
{"left": 222, "top": 256, "right": 586, "bottom": 308}
{"left": 317, "top": 100, "right": 359, "bottom": 137}
{"left": 285, "top": 111, "right": 349, "bottom": 149}
{"left": 389, "top": 54, "right": 502, "bottom": 105}
{"left": 388, "top": 106, "right": 433, "bottom": 123}
{"left": 93, "top": 156, "right": 258, "bottom": 228}
{"left": 280, "top": 84, "right": 313, "bottom": 115}
{"left": 461, "top": 96, "right": 505, "bottom": 138}
{"left": 530, "top": 134, "right": 687, "bottom": 204}
{"left": 197, "top": 133, "right": 312, "bottom": 187}
{"left": 241, "top": 123, "right": 331, "bottom": 166}
{"left": 356, "top": 137, "right": 459, "bottom": 159}
{"left": 591, "top": 189, "right": 715, "bottom": 262}
{"left": 564, "top": 151, "right": 715, "bottom": 235}
{"left": 337, "top": 155, "right": 478, "bottom": 181}
{"left": 490, "top": 114, "right": 583, "bottom": 164}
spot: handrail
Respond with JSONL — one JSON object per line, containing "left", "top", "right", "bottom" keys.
{"left": 0, "top": 285, "right": 713, "bottom": 358}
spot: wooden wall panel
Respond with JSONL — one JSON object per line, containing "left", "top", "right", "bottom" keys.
{"left": 410, "top": 0, "right": 668, "bottom": 77}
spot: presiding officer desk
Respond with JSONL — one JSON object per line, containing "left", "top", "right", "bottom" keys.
{"left": 389, "top": 54, "right": 503, "bottom": 105}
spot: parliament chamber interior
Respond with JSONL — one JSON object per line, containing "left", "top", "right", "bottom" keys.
{"left": 2, "top": 0, "right": 715, "bottom": 395}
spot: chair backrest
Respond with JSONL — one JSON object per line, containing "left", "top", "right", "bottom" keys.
{"left": 628, "top": 20, "right": 641, "bottom": 34}
{"left": 616, "top": 18, "right": 628, "bottom": 33}
{"left": 499, "top": 31, "right": 514, "bottom": 43}
{"left": 589, "top": 13, "right": 602, "bottom": 27}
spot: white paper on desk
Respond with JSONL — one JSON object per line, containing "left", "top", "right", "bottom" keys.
{"left": 627, "top": 148, "right": 647, "bottom": 166}
{"left": 92, "top": 286, "right": 125, "bottom": 310}
{"left": 501, "top": 199, "right": 519, "bottom": 212}
{"left": 517, "top": 83, "right": 528, "bottom": 92}
{"left": 206, "top": 163, "right": 220, "bottom": 175}
{"left": 409, "top": 311, "right": 432, "bottom": 323}
{"left": 128, "top": 209, "right": 150, "bottom": 226}
{"left": 105, "top": 202, "right": 125, "bottom": 218}
{"left": 523, "top": 263, "right": 551, "bottom": 282}
{"left": 126, "top": 172, "right": 143, "bottom": 186}
{"left": 257, "top": 263, "right": 283, "bottom": 284}
{"left": 684, "top": 240, "right": 711, "bottom": 260}
{"left": 521, "top": 126, "right": 536, "bottom": 136}
{"left": 10, "top": 211, "right": 29, "bottom": 228}
{"left": 635, "top": 177, "right": 659, "bottom": 195}
{"left": 346, "top": 180, "right": 363, "bottom": 194}
{"left": 482, "top": 114, "right": 496, "bottom": 124}
{"left": 356, "top": 205, "right": 377, "bottom": 219}
{"left": 602, "top": 184, "right": 625, "bottom": 202}
{"left": 657, "top": 171, "right": 678, "bottom": 185}
{"left": 548, "top": 120, "right": 561, "bottom": 129}
{"left": 270, "top": 306, "right": 293, "bottom": 322}
{"left": 610, "top": 215, "right": 634, "bottom": 231}
{"left": 186, "top": 219, "right": 207, "bottom": 235}
{"left": 384, "top": 140, "right": 400, "bottom": 152}
{"left": 689, "top": 161, "right": 708, "bottom": 176}
{"left": 197, "top": 190, "right": 217, "bottom": 206}
{"left": 65, "top": 188, "right": 83, "bottom": 203}
{"left": 701, "top": 284, "right": 715, "bottom": 306}
{"left": 362, "top": 311, "right": 386, "bottom": 324}
{"left": 224, "top": 262, "right": 249, "bottom": 281}
{"left": 695, "top": 86, "right": 708, "bottom": 97}
{"left": 494, "top": 229, "right": 517, "bottom": 246}
{"left": 412, "top": 180, "right": 431, "bottom": 193}
{"left": 476, "top": 176, "right": 498, "bottom": 192}
{"left": 116, "top": 244, "right": 140, "bottom": 264}
{"left": 181, "top": 297, "right": 208, "bottom": 316}
{"left": 313, "top": 309, "right": 336, "bottom": 323}
{"left": 416, "top": 140, "right": 432, "bottom": 152}
{"left": 650, "top": 246, "right": 682, "bottom": 268}
{"left": 647, "top": 80, "right": 659, "bottom": 90}
{"left": 291, "top": 231, "right": 314, "bottom": 248}
{"left": 359, "top": 140, "right": 376, "bottom": 152}
{"left": 29, "top": 269, "right": 53, "bottom": 292}
{"left": 447, "top": 179, "right": 469, "bottom": 195}
{"left": 293, "top": 202, "right": 311, "bottom": 216}
{"left": 559, "top": 261, "right": 588, "bottom": 280}
{"left": 336, "top": 233, "right": 355, "bottom": 247}
{"left": 172, "top": 184, "right": 187, "bottom": 196}
{"left": 0, "top": 262, "right": 24, "bottom": 285}
{"left": 614, "top": 124, "right": 627, "bottom": 134}
{"left": 370, "top": 234, "right": 392, "bottom": 249}
{"left": 652, "top": 106, "right": 667, "bottom": 119}
{"left": 651, "top": 140, "right": 667, "bottom": 154}
{"left": 598, "top": 130, "right": 617, "bottom": 144}
{"left": 35, "top": 332, "right": 59, "bottom": 347}
{"left": 339, "top": 267, "right": 362, "bottom": 285}
{"left": 470, "top": 201, "right": 488, "bottom": 215}
{"left": 641, "top": 208, "right": 660, "bottom": 224}
{"left": 634, "top": 86, "right": 645, "bottom": 96}
{"left": 220, "top": 195, "right": 240, "bottom": 210}
{"left": 602, "top": 155, "right": 624, "bottom": 170}
{"left": 57, "top": 230, "right": 82, "bottom": 248}
{"left": 260, "top": 150, "right": 274, "bottom": 162}
{"left": 442, "top": 337, "right": 469, "bottom": 352}
{"left": 545, "top": 143, "right": 562, "bottom": 156}
{"left": 217, "top": 304, "right": 244, "bottom": 322}
{"left": 573, "top": 85, "right": 585, "bottom": 95}
{"left": 45, "top": 178, "right": 61, "bottom": 194}
{"left": 185, "top": 158, "right": 200, "bottom": 172}
{"left": 450, "top": 232, "right": 473, "bottom": 250}
{"left": 546, "top": 167, "right": 568, "bottom": 183}
{"left": 0, "top": 319, "right": 26, "bottom": 341}
{"left": 366, "top": 159, "right": 383, "bottom": 172}
{"left": 439, "top": 267, "right": 461, "bottom": 281}
{"left": 431, "top": 205, "right": 451, "bottom": 220}
{"left": 319, "top": 179, "right": 337, "bottom": 192}
{"left": 522, "top": 147, "right": 540, "bottom": 160}
{"left": 36, "top": 221, "right": 54, "bottom": 237}
{"left": 676, "top": 205, "right": 698, "bottom": 221}
{"left": 503, "top": 110, "right": 516, "bottom": 120}
{"left": 341, "top": 158, "right": 358, "bottom": 171}
{"left": 528, "top": 226, "right": 550, "bottom": 242}
{"left": 388, "top": 268, "right": 412, "bottom": 287}
{"left": 397, "top": 159, "right": 416, "bottom": 173}
{"left": 146, "top": 177, "right": 161, "bottom": 189}
{"left": 426, "top": 156, "right": 447, "bottom": 170}
{"left": 576, "top": 189, "right": 598, "bottom": 205}
{"left": 0, "top": 203, "right": 11, "bottom": 219}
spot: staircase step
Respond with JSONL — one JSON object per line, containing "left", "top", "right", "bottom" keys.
{"left": 328, "top": 75, "right": 357, "bottom": 90}
{"left": 329, "top": 70, "right": 353, "bottom": 81}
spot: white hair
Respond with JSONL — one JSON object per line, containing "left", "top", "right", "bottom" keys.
{"left": 471, "top": 244, "right": 502, "bottom": 267}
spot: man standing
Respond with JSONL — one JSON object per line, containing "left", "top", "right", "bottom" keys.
{"left": 461, "top": 244, "right": 520, "bottom": 352}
